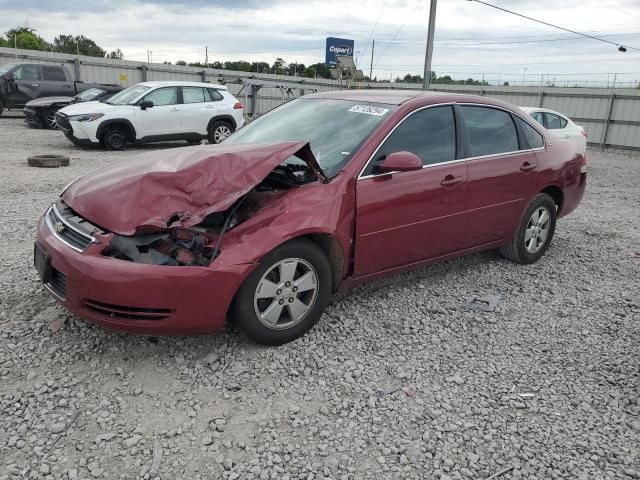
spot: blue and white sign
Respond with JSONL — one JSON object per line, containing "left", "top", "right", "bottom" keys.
{"left": 325, "top": 37, "right": 355, "bottom": 67}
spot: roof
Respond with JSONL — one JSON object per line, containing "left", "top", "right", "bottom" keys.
{"left": 307, "top": 89, "right": 498, "bottom": 106}
{"left": 137, "top": 81, "right": 227, "bottom": 90}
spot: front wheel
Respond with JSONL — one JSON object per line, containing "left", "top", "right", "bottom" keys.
{"left": 102, "top": 127, "right": 128, "bottom": 151}
{"left": 230, "top": 239, "right": 332, "bottom": 345}
{"left": 500, "top": 193, "right": 557, "bottom": 264}
{"left": 43, "top": 109, "right": 58, "bottom": 129}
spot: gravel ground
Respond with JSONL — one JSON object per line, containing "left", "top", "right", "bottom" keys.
{"left": 1, "top": 112, "right": 639, "bottom": 480}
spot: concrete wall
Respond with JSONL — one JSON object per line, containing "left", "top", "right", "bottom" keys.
{"left": 2, "top": 47, "right": 639, "bottom": 149}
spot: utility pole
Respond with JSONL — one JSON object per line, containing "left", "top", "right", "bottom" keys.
{"left": 422, "top": 0, "right": 437, "bottom": 90}
{"left": 205, "top": 46, "right": 208, "bottom": 67}
{"left": 612, "top": 73, "right": 617, "bottom": 88}
{"left": 14, "top": 34, "right": 18, "bottom": 59}
{"left": 369, "top": 39, "right": 375, "bottom": 81}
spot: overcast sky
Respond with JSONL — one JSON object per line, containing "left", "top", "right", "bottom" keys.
{"left": 1, "top": 0, "right": 640, "bottom": 86}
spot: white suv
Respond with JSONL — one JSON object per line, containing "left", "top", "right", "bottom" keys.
{"left": 55, "top": 81, "right": 244, "bottom": 150}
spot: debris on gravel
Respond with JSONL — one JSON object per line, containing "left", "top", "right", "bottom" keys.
{"left": 1, "top": 114, "right": 639, "bottom": 479}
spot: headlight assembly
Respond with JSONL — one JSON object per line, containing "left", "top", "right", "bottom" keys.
{"left": 68, "top": 113, "right": 104, "bottom": 122}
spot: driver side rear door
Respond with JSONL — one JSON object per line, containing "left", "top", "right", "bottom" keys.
{"left": 354, "top": 105, "right": 468, "bottom": 278}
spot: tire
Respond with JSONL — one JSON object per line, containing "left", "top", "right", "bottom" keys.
{"left": 27, "top": 154, "right": 70, "bottom": 168}
{"left": 43, "top": 109, "right": 58, "bottom": 129}
{"left": 230, "top": 239, "right": 332, "bottom": 345}
{"left": 500, "top": 193, "right": 557, "bottom": 264}
{"left": 102, "top": 127, "right": 128, "bottom": 151}
{"left": 207, "top": 120, "right": 234, "bottom": 144}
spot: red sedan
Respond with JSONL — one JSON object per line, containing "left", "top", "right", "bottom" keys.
{"left": 34, "top": 90, "right": 586, "bottom": 345}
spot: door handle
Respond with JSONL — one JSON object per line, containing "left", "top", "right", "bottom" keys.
{"left": 170, "top": 108, "right": 180, "bottom": 112}
{"left": 31, "top": 84, "right": 40, "bottom": 87}
{"left": 563, "top": 134, "right": 570, "bottom": 138}
{"left": 440, "top": 175, "right": 463, "bottom": 186}
{"left": 520, "top": 162, "right": 537, "bottom": 172}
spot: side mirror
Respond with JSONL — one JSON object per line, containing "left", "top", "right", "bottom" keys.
{"left": 378, "top": 151, "right": 423, "bottom": 173}
{"left": 139, "top": 100, "right": 154, "bottom": 110}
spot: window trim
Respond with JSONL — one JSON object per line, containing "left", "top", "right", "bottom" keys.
{"left": 358, "top": 102, "right": 546, "bottom": 181}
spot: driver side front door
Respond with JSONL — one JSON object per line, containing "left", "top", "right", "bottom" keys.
{"left": 354, "top": 105, "right": 468, "bottom": 278}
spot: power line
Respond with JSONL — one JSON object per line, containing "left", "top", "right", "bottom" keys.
{"left": 374, "top": 0, "right": 425, "bottom": 67}
{"left": 357, "top": 0, "right": 389, "bottom": 66}
{"left": 597, "top": 0, "right": 640, "bottom": 22}
{"left": 467, "top": 0, "right": 640, "bottom": 51}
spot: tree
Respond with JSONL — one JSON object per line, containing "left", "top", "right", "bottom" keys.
{"left": 107, "top": 49, "right": 124, "bottom": 60}
{"left": 52, "top": 34, "right": 106, "bottom": 57}
{"left": 271, "top": 57, "right": 286, "bottom": 75}
{"left": 176, "top": 60, "right": 187, "bottom": 66}
{"left": 303, "top": 63, "right": 331, "bottom": 79}
{"left": 4, "top": 27, "right": 48, "bottom": 51}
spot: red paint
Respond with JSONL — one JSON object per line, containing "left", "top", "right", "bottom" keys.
{"left": 36, "top": 91, "right": 586, "bottom": 335}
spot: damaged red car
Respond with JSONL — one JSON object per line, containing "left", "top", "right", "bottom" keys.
{"left": 34, "top": 90, "right": 586, "bottom": 345}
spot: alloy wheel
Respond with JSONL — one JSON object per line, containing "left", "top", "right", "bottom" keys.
{"left": 524, "top": 206, "right": 551, "bottom": 254}
{"left": 46, "top": 111, "right": 57, "bottom": 129}
{"left": 214, "top": 125, "right": 232, "bottom": 143}
{"left": 253, "top": 258, "right": 319, "bottom": 330}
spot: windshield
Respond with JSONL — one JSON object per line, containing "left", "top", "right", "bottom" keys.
{"left": 0, "top": 64, "right": 16, "bottom": 75}
{"left": 106, "top": 85, "right": 151, "bottom": 105}
{"left": 224, "top": 98, "right": 394, "bottom": 177}
{"left": 76, "top": 88, "right": 107, "bottom": 102}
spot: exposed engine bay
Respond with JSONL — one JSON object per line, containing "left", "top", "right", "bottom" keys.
{"left": 102, "top": 162, "right": 317, "bottom": 266}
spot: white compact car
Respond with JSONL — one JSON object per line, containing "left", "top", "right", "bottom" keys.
{"left": 520, "top": 107, "right": 587, "bottom": 154}
{"left": 55, "top": 81, "right": 244, "bottom": 150}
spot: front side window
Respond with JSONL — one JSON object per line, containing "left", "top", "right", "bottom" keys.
{"left": 366, "top": 106, "right": 456, "bottom": 174}
{"left": 182, "top": 87, "right": 207, "bottom": 104}
{"left": 43, "top": 66, "right": 66, "bottom": 81}
{"left": 544, "top": 113, "right": 567, "bottom": 129}
{"left": 516, "top": 117, "right": 544, "bottom": 149}
{"left": 13, "top": 65, "right": 41, "bottom": 81}
{"left": 143, "top": 87, "right": 178, "bottom": 106}
{"left": 461, "top": 106, "right": 518, "bottom": 157}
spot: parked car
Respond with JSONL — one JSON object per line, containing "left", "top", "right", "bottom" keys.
{"left": 55, "top": 81, "right": 244, "bottom": 149}
{"left": 23, "top": 86, "right": 124, "bottom": 129}
{"left": 0, "top": 63, "right": 114, "bottom": 116}
{"left": 34, "top": 91, "right": 586, "bottom": 345}
{"left": 520, "top": 107, "right": 587, "bottom": 153}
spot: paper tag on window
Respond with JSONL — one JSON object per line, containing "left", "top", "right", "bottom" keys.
{"left": 348, "top": 105, "right": 389, "bottom": 116}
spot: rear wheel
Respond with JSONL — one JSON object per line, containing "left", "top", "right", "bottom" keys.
{"left": 207, "top": 120, "right": 233, "bottom": 144}
{"left": 500, "top": 193, "right": 557, "bottom": 264}
{"left": 230, "top": 239, "right": 332, "bottom": 345}
{"left": 102, "top": 127, "right": 128, "bottom": 151}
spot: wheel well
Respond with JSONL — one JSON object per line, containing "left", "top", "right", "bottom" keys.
{"left": 301, "top": 233, "right": 344, "bottom": 292}
{"left": 98, "top": 121, "right": 136, "bottom": 142}
{"left": 540, "top": 186, "right": 563, "bottom": 214}
{"left": 208, "top": 115, "right": 237, "bottom": 131}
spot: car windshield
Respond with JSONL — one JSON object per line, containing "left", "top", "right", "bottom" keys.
{"left": 106, "top": 85, "right": 151, "bottom": 105}
{"left": 224, "top": 98, "right": 395, "bottom": 178}
{"left": 76, "top": 88, "right": 107, "bottom": 101}
{"left": 0, "top": 64, "right": 16, "bottom": 75}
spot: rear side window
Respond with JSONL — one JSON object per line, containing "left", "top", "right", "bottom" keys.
{"left": 516, "top": 117, "right": 544, "bottom": 149}
{"left": 143, "top": 87, "right": 178, "bottom": 106}
{"left": 182, "top": 87, "right": 207, "bottom": 104}
{"left": 544, "top": 113, "right": 567, "bottom": 129}
{"left": 43, "top": 66, "right": 66, "bottom": 81}
{"left": 207, "top": 88, "right": 224, "bottom": 101}
{"left": 461, "top": 106, "right": 518, "bottom": 157}
{"left": 530, "top": 111, "right": 544, "bottom": 125}
{"left": 371, "top": 106, "right": 456, "bottom": 170}
{"left": 13, "top": 65, "right": 41, "bottom": 81}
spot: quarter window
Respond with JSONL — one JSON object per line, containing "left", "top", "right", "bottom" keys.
{"left": 461, "top": 106, "right": 518, "bottom": 157}
{"left": 182, "top": 87, "right": 207, "bottom": 104}
{"left": 544, "top": 113, "right": 567, "bottom": 129}
{"left": 43, "top": 66, "right": 66, "bottom": 81}
{"left": 207, "top": 88, "right": 224, "bottom": 101}
{"left": 143, "top": 87, "right": 178, "bottom": 106}
{"left": 368, "top": 106, "right": 456, "bottom": 174}
{"left": 516, "top": 117, "right": 544, "bottom": 149}
{"left": 530, "top": 111, "right": 544, "bottom": 125}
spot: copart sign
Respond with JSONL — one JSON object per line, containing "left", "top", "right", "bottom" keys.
{"left": 325, "top": 37, "right": 355, "bottom": 67}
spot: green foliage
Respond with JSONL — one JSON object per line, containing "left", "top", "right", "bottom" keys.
{"left": 4, "top": 26, "right": 49, "bottom": 51}
{"left": 107, "top": 49, "right": 124, "bottom": 60}
{"left": 52, "top": 34, "right": 106, "bottom": 57}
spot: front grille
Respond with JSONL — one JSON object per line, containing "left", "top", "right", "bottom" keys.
{"left": 46, "top": 203, "right": 94, "bottom": 252}
{"left": 84, "top": 300, "right": 174, "bottom": 321}
{"left": 47, "top": 268, "right": 67, "bottom": 299}
{"left": 55, "top": 112, "right": 72, "bottom": 131}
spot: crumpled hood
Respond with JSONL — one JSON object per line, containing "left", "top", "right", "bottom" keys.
{"left": 26, "top": 96, "right": 74, "bottom": 107}
{"left": 62, "top": 141, "right": 324, "bottom": 235}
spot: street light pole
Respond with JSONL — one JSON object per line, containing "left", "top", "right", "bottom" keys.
{"left": 422, "top": 0, "right": 437, "bottom": 90}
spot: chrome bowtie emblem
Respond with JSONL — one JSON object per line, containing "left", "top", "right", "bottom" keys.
{"left": 54, "top": 221, "right": 65, "bottom": 235}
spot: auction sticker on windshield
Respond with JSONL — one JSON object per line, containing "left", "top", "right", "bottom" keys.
{"left": 348, "top": 105, "right": 390, "bottom": 116}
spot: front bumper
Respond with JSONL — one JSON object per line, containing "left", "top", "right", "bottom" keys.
{"left": 35, "top": 213, "right": 255, "bottom": 335}
{"left": 55, "top": 113, "right": 99, "bottom": 146}
{"left": 23, "top": 108, "right": 42, "bottom": 126}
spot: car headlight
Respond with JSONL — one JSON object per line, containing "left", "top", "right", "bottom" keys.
{"left": 68, "top": 113, "right": 104, "bottom": 122}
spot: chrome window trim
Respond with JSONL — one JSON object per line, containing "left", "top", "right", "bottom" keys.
{"left": 45, "top": 203, "right": 95, "bottom": 253}
{"left": 357, "top": 102, "right": 546, "bottom": 181}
